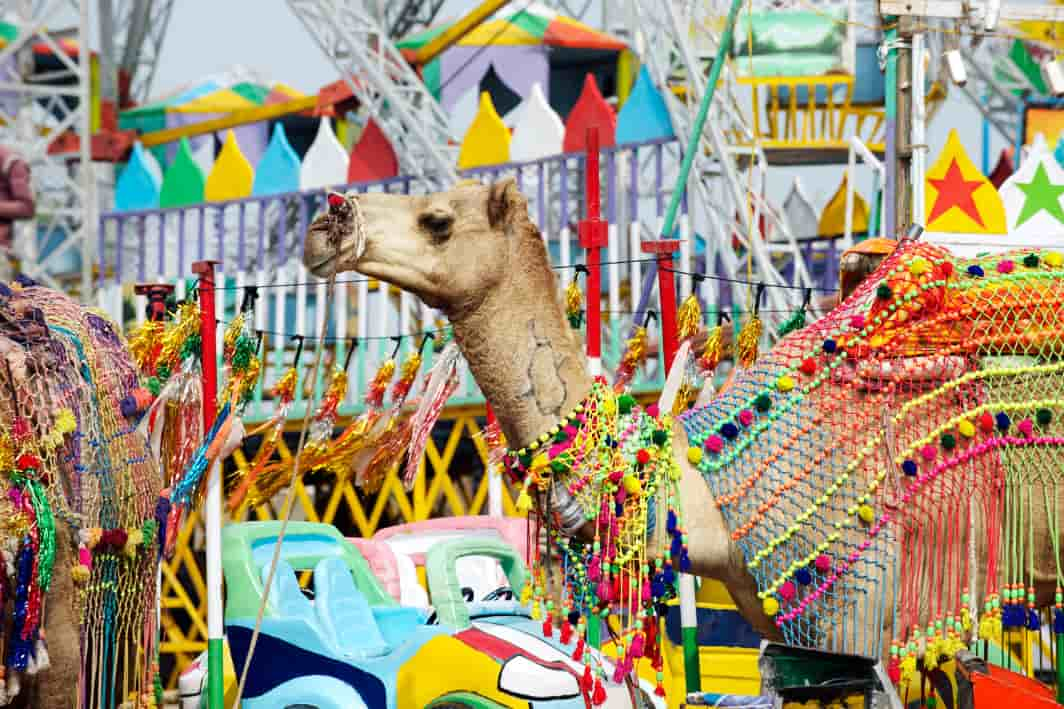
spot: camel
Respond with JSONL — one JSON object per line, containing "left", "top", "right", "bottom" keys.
{"left": 304, "top": 178, "right": 1064, "bottom": 676}
{"left": 0, "top": 280, "right": 164, "bottom": 709}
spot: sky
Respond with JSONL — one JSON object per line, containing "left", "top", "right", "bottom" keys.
{"left": 148, "top": 0, "right": 1008, "bottom": 210}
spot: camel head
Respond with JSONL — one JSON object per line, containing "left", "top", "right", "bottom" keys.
{"left": 303, "top": 178, "right": 537, "bottom": 315}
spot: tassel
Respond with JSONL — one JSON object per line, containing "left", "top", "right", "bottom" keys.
{"left": 655, "top": 682, "right": 666, "bottom": 697}
{"left": 592, "top": 677, "right": 607, "bottom": 705}
{"left": 887, "top": 656, "right": 900, "bottom": 683}
{"left": 676, "top": 293, "right": 702, "bottom": 341}
{"left": 516, "top": 488, "right": 534, "bottom": 514}
{"left": 776, "top": 305, "right": 806, "bottom": 337}
{"left": 899, "top": 654, "right": 917, "bottom": 686}
{"left": 560, "top": 620, "right": 573, "bottom": 645}
{"left": 402, "top": 341, "right": 461, "bottom": 488}
{"left": 33, "top": 638, "right": 49, "bottom": 672}
{"left": 736, "top": 313, "right": 762, "bottom": 368}
{"left": 697, "top": 324, "right": 723, "bottom": 375}
{"left": 1055, "top": 608, "right": 1064, "bottom": 634}
{"left": 630, "top": 631, "right": 646, "bottom": 658}
{"left": 581, "top": 664, "right": 593, "bottom": 691}
{"left": 1028, "top": 608, "right": 1041, "bottom": 631}
{"left": 573, "top": 637, "right": 586, "bottom": 661}
{"left": 565, "top": 279, "right": 584, "bottom": 329}
{"left": 612, "top": 659, "right": 626, "bottom": 684}
{"left": 614, "top": 326, "right": 648, "bottom": 389}
{"left": 542, "top": 613, "right": 553, "bottom": 638}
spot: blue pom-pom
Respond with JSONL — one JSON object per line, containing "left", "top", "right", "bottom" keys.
{"left": 1054, "top": 608, "right": 1064, "bottom": 633}
{"left": 666, "top": 509, "right": 678, "bottom": 534}
{"left": 795, "top": 568, "right": 812, "bottom": 585}
{"left": 720, "top": 422, "right": 740, "bottom": 439}
{"left": 822, "top": 338, "right": 837, "bottom": 353}
{"left": 120, "top": 395, "right": 138, "bottom": 418}
{"left": 967, "top": 265, "right": 984, "bottom": 278}
{"left": 902, "top": 460, "right": 918, "bottom": 476}
{"left": 1003, "top": 605, "right": 1022, "bottom": 628}
{"left": 995, "top": 412, "right": 1011, "bottom": 431}
{"left": 652, "top": 580, "right": 666, "bottom": 598}
{"left": 1028, "top": 608, "right": 1041, "bottom": 631}
{"left": 614, "top": 503, "right": 624, "bottom": 517}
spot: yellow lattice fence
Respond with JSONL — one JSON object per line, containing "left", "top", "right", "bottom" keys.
{"left": 157, "top": 406, "right": 518, "bottom": 688}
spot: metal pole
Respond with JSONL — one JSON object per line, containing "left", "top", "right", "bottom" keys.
{"left": 192, "top": 259, "right": 224, "bottom": 709}
{"left": 580, "top": 127, "right": 607, "bottom": 377}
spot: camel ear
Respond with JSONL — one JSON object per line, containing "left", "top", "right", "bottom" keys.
{"left": 486, "top": 177, "right": 521, "bottom": 230}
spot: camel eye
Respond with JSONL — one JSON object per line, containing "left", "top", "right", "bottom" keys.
{"left": 419, "top": 211, "right": 454, "bottom": 240}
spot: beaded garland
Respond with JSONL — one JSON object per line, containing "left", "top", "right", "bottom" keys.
{"left": 0, "top": 279, "right": 165, "bottom": 707}
{"left": 677, "top": 241, "right": 1064, "bottom": 686}
{"left": 504, "top": 376, "right": 685, "bottom": 699}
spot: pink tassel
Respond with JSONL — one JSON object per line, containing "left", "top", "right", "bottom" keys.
{"left": 612, "top": 660, "right": 626, "bottom": 684}
{"left": 402, "top": 342, "right": 461, "bottom": 487}
{"left": 641, "top": 580, "right": 651, "bottom": 602}
{"left": 630, "top": 632, "right": 645, "bottom": 658}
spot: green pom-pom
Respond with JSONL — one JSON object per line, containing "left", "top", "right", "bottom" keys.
{"left": 754, "top": 394, "right": 772, "bottom": 412}
{"left": 550, "top": 460, "right": 569, "bottom": 475}
{"left": 518, "top": 451, "right": 532, "bottom": 467}
{"left": 142, "top": 519, "right": 157, "bottom": 549}
{"left": 618, "top": 394, "right": 636, "bottom": 414}
{"left": 147, "top": 376, "right": 161, "bottom": 396}
{"left": 553, "top": 429, "right": 568, "bottom": 442}
{"left": 155, "top": 363, "right": 171, "bottom": 381}
{"left": 1023, "top": 253, "right": 1040, "bottom": 268}
{"left": 652, "top": 429, "right": 669, "bottom": 446}
{"left": 940, "top": 433, "right": 956, "bottom": 450}
{"left": 232, "top": 336, "right": 255, "bottom": 369}
{"left": 876, "top": 283, "right": 892, "bottom": 300}
{"left": 1037, "top": 408, "right": 1053, "bottom": 426}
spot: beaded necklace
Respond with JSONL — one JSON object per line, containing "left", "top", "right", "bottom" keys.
{"left": 503, "top": 376, "right": 685, "bottom": 699}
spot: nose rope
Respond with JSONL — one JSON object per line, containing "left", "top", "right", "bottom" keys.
{"left": 234, "top": 191, "right": 347, "bottom": 706}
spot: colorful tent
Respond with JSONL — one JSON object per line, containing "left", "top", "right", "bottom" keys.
{"left": 398, "top": 3, "right": 625, "bottom": 136}
{"left": 0, "top": 20, "right": 81, "bottom": 57}
{"left": 119, "top": 66, "right": 307, "bottom": 166}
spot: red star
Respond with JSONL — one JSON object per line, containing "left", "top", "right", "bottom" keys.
{"left": 928, "top": 159, "right": 985, "bottom": 227}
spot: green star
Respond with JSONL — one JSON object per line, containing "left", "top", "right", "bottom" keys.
{"left": 1015, "top": 163, "right": 1064, "bottom": 227}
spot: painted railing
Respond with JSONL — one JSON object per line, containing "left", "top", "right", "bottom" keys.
{"left": 98, "top": 136, "right": 843, "bottom": 423}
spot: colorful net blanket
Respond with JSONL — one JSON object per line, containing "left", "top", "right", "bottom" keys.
{"left": 679, "top": 242, "right": 1064, "bottom": 681}
{"left": 0, "top": 280, "right": 163, "bottom": 708}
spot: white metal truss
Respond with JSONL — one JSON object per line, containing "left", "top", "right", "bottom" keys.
{"left": 287, "top": 0, "right": 459, "bottom": 187}
{"left": 106, "top": 0, "right": 176, "bottom": 103}
{"left": 629, "top": 0, "right": 814, "bottom": 323}
{"left": 382, "top": 0, "right": 448, "bottom": 40}
{"left": 0, "top": 0, "right": 94, "bottom": 296}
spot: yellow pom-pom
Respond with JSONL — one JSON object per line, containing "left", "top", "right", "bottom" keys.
{"left": 1045, "top": 251, "right": 1063, "bottom": 268}
{"left": 908, "top": 257, "right": 931, "bottom": 276}
{"left": 776, "top": 375, "right": 795, "bottom": 392}
{"left": 516, "top": 488, "right": 534, "bottom": 514}
{"left": 124, "top": 529, "right": 144, "bottom": 556}
{"left": 687, "top": 446, "right": 703, "bottom": 465}
{"left": 622, "top": 475, "right": 641, "bottom": 496}
{"left": 55, "top": 408, "right": 76, "bottom": 435}
{"left": 762, "top": 597, "right": 780, "bottom": 616}
{"left": 957, "top": 419, "right": 975, "bottom": 438}
{"left": 71, "top": 564, "right": 90, "bottom": 584}
{"left": 857, "top": 505, "right": 874, "bottom": 524}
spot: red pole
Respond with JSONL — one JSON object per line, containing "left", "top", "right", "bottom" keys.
{"left": 641, "top": 240, "right": 681, "bottom": 373}
{"left": 192, "top": 260, "right": 220, "bottom": 429}
{"left": 578, "top": 128, "right": 608, "bottom": 369}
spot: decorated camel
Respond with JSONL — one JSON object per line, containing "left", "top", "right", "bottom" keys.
{"left": 0, "top": 279, "right": 164, "bottom": 709}
{"left": 304, "top": 178, "right": 1064, "bottom": 688}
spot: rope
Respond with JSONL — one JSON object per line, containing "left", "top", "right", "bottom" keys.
{"left": 231, "top": 194, "right": 359, "bottom": 705}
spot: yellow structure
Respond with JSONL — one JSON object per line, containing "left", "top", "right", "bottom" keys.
{"left": 818, "top": 173, "right": 869, "bottom": 237}
{"left": 203, "top": 130, "right": 254, "bottom": 202}
{"left": 458, "top": 92, "right": 512, "bottom": 170}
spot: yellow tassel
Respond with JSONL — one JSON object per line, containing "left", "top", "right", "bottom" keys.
{"left": 676, "top": 293, "right": 702, "bottom": 341}
{"left": 899, "top": 654, "right": 917, "bottom": 685}
{"left": 736, "top": 314, "right": 762, "bottom": 368}
{"left": 698, "top": 324, "right": 723, "bottom": 374}
{"left": 565, "top": 279, "right": 584, "bottom": 329}
{"left": 672, "top": 381, "right": 698, "bottom": 416}
{"left": 516, "top": 488, "right": 534, "bottom": 513}
{"left": 128, "top": 320, "right": 164, "bottom": 371}
{"left": 615, "top": 326, "right": 648, "bottom": 388}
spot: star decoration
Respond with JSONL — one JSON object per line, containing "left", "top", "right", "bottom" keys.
{"left": 928, "top": 159, "right": 985, "bottom": 227}
{"left": 1015, "top": 163, "right": 1064, "bottom": 227}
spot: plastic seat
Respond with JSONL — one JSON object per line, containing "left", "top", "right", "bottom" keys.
{"left": 313, "top": 557, "right": 390, "bottom": 659}
{"left": 261, "top": 560, "right": 319, "bottom": 631}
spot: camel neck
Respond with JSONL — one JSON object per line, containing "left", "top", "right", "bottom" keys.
{"left": 448, "top": 262, "right": 592, "bottom": 450}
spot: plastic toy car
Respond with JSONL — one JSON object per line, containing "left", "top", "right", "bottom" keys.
{"left": 187, "top": 520, "right": 664, "bottom": 708}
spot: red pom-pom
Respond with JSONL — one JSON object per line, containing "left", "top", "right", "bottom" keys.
{"left": 799, "top": 358, "right": 817, "bottom": 375}
{"left": 978, "top": 412, "right": 995, "bottom": 433}
{"left": 560, "top": 620, "right": 573, "bottom": 645}
{"left": 581, "top": 664, "right": 593, "bottom": 691}
{"left": 327, "top": 192, "right": 346, "bottom": 208}
{"left": 636, "top": 448, "right": 651, "bottom": 465}
{"left": 940, "top": 262, "right": 954, "bottom": 278}
{"left": 645, "top": 403, "right": 659, "bottom": 418}
{"left": 592, "top": 677, "right": 607, "bottom": 705}
{"left": 17, "top": 454, "right": 39, "bottom": 471}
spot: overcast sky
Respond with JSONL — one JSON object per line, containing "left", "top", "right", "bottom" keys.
{"left": 149, "top": 0, "right": 1006, "bottom": 208}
